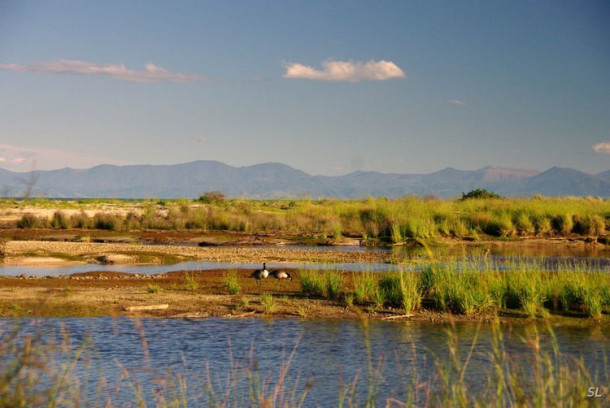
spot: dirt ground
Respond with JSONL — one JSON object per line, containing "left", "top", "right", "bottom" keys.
{"left": 0, "top": 228, "right": 608, "bottom": 323}
{"left": 0, "top": 268, "right": 393, "bottom": 320}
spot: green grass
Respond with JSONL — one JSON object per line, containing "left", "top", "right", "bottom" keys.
{"left": 299, "top": 270, "right": 325, "bottom": 297}
{"left": 325, "top": 270, "right": 344, "bottom": 300}
{"left": 8, "top": 196, "right": 609, "bottom": 243}
{"left": 184, "top": 271, "right": 200, "bottom": 291}
{"left": 222, "top": 270, "right": 241, "bottom": 295}
{"left": 146, "top": 283, "right": 161, "bottom": 294}
{"left": 260, "top": 293, "right": 276, "bottom": 314}
{"left": 353, "top": 272, "right": 377, "bottom": 304}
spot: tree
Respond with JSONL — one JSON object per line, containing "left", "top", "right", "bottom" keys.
{"left": 198, "top": 190, "right": 226, "bottom": 204}
{"left": 460, "top": 188, "right": 502, "bottom": 200}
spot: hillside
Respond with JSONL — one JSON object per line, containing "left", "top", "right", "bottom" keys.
{"left": 0, "top": 161, "right": 608, "bottom": 198}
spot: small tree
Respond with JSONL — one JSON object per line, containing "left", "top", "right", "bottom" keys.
{"left": 460, "top": 188, "right": 502, "bottom": 200}
{"left": 198, "top": 190, "right": 226, "bottom": 204}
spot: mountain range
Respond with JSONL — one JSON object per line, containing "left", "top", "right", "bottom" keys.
{"left": 0, "top": 161, "right": 608, "bottom": 199}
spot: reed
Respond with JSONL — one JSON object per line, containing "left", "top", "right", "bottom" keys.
{"left": 298, "top": 270, "right": 325, "bottom": 297}
{"left": 325, "top": 270, "right": 344, "bottom": 300}
{"left": 353, "top": 272, "right": 378, "bottom": 304}
{"left": 222, "top": 270, "right": 240, "bottom": 295}
{"left": 184, "top": 271, "right": 200, "bottom": 291}
{"left": 10, "top": 196, "right": 609, "bottom": 242}
{"left": 261, "top": 293, "right": 276, "bottom": 314}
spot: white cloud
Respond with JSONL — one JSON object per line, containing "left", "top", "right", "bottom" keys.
{"left": 196, "top": 136, "right": 208, "bottom": 143}
{"left": 0, "top": 143, "right": 130, "bottom": 171}
{"left": 592, "top": 142, "right": 610, "bottom": 154}
{"left": 0, "top": 60, "right": 206, "bottom": 83}
{"left": 283, "top": 59, "right": 406, "bottom": 82}
{"left": 448, "top": 99, "right": 467, "bottom": 106}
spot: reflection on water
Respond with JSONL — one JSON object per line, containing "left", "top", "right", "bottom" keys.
{"left": 2, "top": 318, "right": 608, "bottom": 405}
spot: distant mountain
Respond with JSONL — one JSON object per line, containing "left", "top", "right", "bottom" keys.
{"left": 0, "top": 161, "right": 608, "bottom": 199}
{"left": 598, "top": 170, "right": 610, "bottom": 182}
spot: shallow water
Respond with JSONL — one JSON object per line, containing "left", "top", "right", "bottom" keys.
{"left": 1, "top": 243, "right": 609, "bottom": 276}
{"left": 2, "top": 317, "right": 608, "bottom": 405}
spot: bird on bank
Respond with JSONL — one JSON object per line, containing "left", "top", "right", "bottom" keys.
{"left": 269, "top": 269, "right": 292, "bottom": 288}
{"left": 250, "top": 262, "right": 269, "bottom": 285}
{"left": 270, "top": 269, "right": 292, "bottom": 282}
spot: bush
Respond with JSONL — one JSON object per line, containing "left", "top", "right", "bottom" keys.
{"left": 93, "top": 213, "right": 122, "bottom": 230}
{"left": 198, "top": 191, "right": 226, "bottom": 204}
{"left": 17, "top": 214, "right": 45, "bottom": 228}
{"left": 50, "top": 211, "right": 71, "bottom": 229}
{"left": 460, "top": 189, "right": 502, "bottom": 200}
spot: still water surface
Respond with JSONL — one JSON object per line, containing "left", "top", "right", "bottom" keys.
{"left": 4, "top": 317, "right": 608, "bottom": 405}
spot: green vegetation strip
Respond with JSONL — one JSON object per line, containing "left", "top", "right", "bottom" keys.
{"left": 4, "top": 195, "right": 609, "bottom": 244}
{"left": 301, "top": 259, "right": 610, "bottom": 319}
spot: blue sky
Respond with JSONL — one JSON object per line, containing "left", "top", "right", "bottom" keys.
{"left": 0, "top": 0, "right": 608, "bottom": 175}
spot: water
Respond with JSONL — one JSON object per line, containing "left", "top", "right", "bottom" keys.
{"left": 1, "top": 244, "right": 609, "bottom": 276}
{"left": 2, "top": 318, "right": 607, "bottom": 406}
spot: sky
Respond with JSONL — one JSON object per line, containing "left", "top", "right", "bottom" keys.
{"left": 0, "top": 0, "right": 609, "bottom": 176}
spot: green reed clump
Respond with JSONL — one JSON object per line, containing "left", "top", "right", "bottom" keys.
{"left": 353, "top": 272, "right": 378, "bottom": 304}
{"left": 434, "top": 271, "right": 493, "bottom": 315}
{"left": 505, "top": 269, "right": 547, "bottom": 318}
{"left": 299, "top": 270, "right": 325, "bottom": 297}
{"left": 147, "top": 283, "right": 161, "bottom": 294}
{"left": 325, "top": 270, "right": 344, "bottom": 300}
{"left": 378, "top": 274, "right": 403, "bottom": 306}
{"left": 185, "top": 271, "right": 200, "bottom": 291}
{"left": 376, "top": 271, "right": 422, "bottom": 313}
{"left": 400, "top": 271, "right": 422, "bottom": 313}
{"left": 260, "top": 293, "right": 276, "bottom": 314}
{"left": 222, "top": 270, "right": 240, "bottom": 294}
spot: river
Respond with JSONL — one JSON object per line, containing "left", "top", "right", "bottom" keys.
{"left": 2, "top": 317, "right": 608, "bottom": 406}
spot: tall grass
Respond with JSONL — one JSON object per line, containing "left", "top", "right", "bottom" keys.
{"left": 298, "top": 270, "right": 326, "bottom": 297}
{"left": 10, "top": 196, "right": 609, "bottom": 242}
{"left": 222, "top": 270, "right": 240, "bottom": 294}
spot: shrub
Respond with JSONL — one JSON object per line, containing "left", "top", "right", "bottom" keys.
{"left": 17, "top": 214, "right": 45, "bottom": 228}
{"left": 50, "top": 211, "right": 71, "bottom": 229}
{"left": 198, "top": 191, "right": 226, "bottom": 204}
{"left": 94, "top": 213, "right": 122, "bottom": 230}
{"left": 460, "top": 189, "right": 502, "bottom": 200}
{"left": 71, "top": 212, "right": 93, "bottom": 229}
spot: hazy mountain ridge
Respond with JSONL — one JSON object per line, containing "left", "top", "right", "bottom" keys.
{"left": 0, "top": 161, "right": 608, "bottom": 199}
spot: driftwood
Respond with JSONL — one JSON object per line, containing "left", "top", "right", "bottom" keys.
{"left": 381, "top": 314, "right": 413, "bottom": 320}
{"left": 169, "top": 312, "right": 209, "bottom": 319}
{"left": 124, "top": 304, "right": 169, "bottom": 312}
{"left": 225, "top": 310, "right": 257, "bottom": 319}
